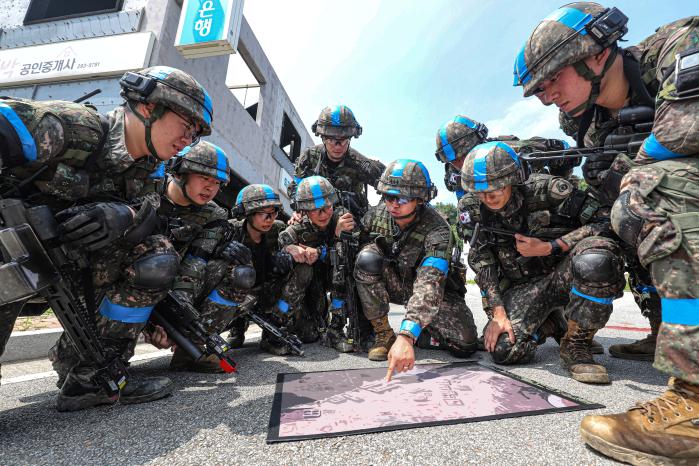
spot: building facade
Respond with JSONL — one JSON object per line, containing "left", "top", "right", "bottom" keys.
{"left": 0, "top": 0, "right": 311, "bottom": 210}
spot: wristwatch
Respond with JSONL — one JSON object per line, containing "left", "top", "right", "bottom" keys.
{"left": 549, "top": 239, "right": 563, "bottom": 256}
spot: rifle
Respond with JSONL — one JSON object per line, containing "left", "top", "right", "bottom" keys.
{"left": 73, "top": 88, "right": 102, "bottom": 104}
{"left": 241, "top": 296, "right": 304, "bottom": 356}
{"left": 519, "top": 106, "right": 654, "bottom": 166}
{"left": 468, "top": 222, "right": 561, "bottom": 249}
{"left": 150, "top": 290, "right": 237, "bottom": 372}
{"left": 0, "top": 199, "right": 127, "bottom": 397}
{"left": 336, "top": 190, "right": 366, "bottom": 220}
{"left": 329, "top": 229, "right": 361, "bottom": 352}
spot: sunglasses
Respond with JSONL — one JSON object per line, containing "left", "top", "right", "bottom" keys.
{"left": 254, "top": 210, "right": 279, "bottom": 221}
{"left": 323, "top": 137, "right": 350, "bottom": 146}
{"left": 383, "top": 195, "right": 413, "bottom": 206}
{"left": 305, "top": 205, "right": 333, "bottom": 215}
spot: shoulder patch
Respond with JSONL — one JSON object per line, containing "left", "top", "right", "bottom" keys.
{"left": 549, "top": 178, "right": 574, "bottom": 199}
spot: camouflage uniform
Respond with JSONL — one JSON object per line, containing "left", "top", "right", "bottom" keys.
{"left": 355, "top": 160, "right": 478, "bottom": 361}
{"left": 287, "top": 105, "right": 384, "bottom": 215}
{"left": 516, "top": 7, "right": 699, "bottom": 460}
{"left": 435, "top": 115, "right": 577, "bottom": 201}
{"left": 461, "top": 142, "right": 624, "bottom": 383}
{"left": 0, "top": 66, "right": 211, "bottom": 406}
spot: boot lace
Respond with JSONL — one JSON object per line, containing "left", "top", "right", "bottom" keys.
{"left": 634, "top": 384, "right": 694, "bottom": 424}
{"left": 568, "top": 329, "right": 595, "bottom": 362}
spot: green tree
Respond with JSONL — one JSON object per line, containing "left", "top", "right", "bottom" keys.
{"left": 434, "top": 202, "right": 458, "bottom": 224}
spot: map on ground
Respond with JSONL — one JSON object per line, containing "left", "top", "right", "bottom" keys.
{"left": 267, "top": 362, "right": 602, "bottom": 443}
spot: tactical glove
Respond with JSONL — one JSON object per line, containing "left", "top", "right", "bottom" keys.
{"left": 220, "top": 240, "right": 252, "bottom": 265}
{"left": 56, "top": 202, "right": 134, "bottom": 251}
{"left": 582, "top": 152, "right": 617, "bottom": 186}
{"left": 271, "top": 251, "right": 294, "bottom": 276}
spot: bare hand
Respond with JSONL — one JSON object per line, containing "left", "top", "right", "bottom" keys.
{"left": 288, "top": 211, "right": 303, "bottom": 225}
{"left": 385, "top": 335, "right": 415, "bottom": 382}
{"left": 285, "top": 244, "right": 307, "bottom": 263}
{"left": 143, "top": 325, "right": 176, "bottom": 351}
{"left": 305, "top": 247, "right": 319, "bottom": 264}
{"left": 515, "top": 234, "right": 552, "bottom": 257}
{"left": 484, "top": 306, "right": 515, "bottom": 352}
{"left": 335, "top": 213, "right": 355, "bottom": 237}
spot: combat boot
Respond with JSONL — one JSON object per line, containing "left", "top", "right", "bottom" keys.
{"left": 169, "top": 347, "right": 226, "bottom": 373}
{"left": 321, "top": 314, "right": 354, "bottom": 353}
{"left": 559, "top": 320, "right": 609, "bottom": 384}
{"left": 226, "top": 317, "right": 248, "bottom": 349}
{"left": 260, "top": 329, "right": 292, "bottom": 356}
{"left": 580, "top": 378, "right": 699, "bottom": 465}
{"left": 56, "top": 370, "right": 173, "bottom": 412}
{"left": 367, "top": 316, "right": 396, "bottom": 361}
{"left": 608, "top": 316, "right": 660, "bottom": 361}
{"left": 534, "top": 311, "right": 604, "bottom": 354}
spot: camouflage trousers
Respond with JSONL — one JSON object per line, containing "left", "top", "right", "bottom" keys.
{"left": 490, "top": 236, "right": 625, "bottom": 365}
{"left": 196, "top": 259, "right": 297, "bottom": 337}
{"left": 50, "top": 235, "right": 177, "bottom": 381}
{"left": 614, "top": 159, "right": 699, "bottom": 384}
{"left": 355, "top": 244, "right": 477, "bottom": 349}
{"left": 622, "top": 243, "right": 662, "bottom": 327}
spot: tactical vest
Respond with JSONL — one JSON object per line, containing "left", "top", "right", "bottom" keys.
{"left": 365, "top": 203, "right": 464, "bottom": 295}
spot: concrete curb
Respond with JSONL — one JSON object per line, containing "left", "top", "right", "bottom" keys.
{"left": 1, "top": 328, "right": 63, "bottom": 363}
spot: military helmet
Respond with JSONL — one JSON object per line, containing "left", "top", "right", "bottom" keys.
{"left": 377, "top": 159, "right": 437, "bottom": 202}
{"left": 235, "top": 184, "right": 282, "bottom": 215}
{"left": 172, "top": 141, "right": 230, "bottom": 185}
{"left": 435, "top": 115, "right": 489, "bottom": 164}
{"left": 513, "top": 3, "right": 628, "bottom": 98}
{"left": 120, "top": 66, "right": 213, "bottom": 136}
{"left": 461, "top": 141, "right": 523, "bottom": 193}
{"left": 293, "top": 176, "right": 338, "bottom": 211}
{"left": 312, "top": 105, "right": 362, "bottom": 138}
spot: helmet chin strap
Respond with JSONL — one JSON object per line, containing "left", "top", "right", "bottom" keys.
{"left": 392, "top": 203, "right": 421, "bottom": 220}
{"left": 565, "top": 47, "right": 619, "bottom": 118}
{"left": 246, "top": 213, "right": 272, "bottom": 233}
{"left": 173, "top": 174, "right": 197, "bottom": 205}
{"left": 128, "top": 101, "right": 168, "bottom": 161}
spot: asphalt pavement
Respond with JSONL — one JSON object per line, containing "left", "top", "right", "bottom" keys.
{"left": 0, "top": 289, "right": 667, "bottom": 465}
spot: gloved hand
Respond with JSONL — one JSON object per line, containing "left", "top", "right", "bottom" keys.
{"left": 271, "top": 251, "right": 294, "bottom": 276}
{"left": 56, "top": 202, "right": 134, "bottom": 251}
{"left": 582, "top": 152, "right": 617, "bottom": 186}
{"left": 220, "top": 240, "right": 252, "bottom": 265}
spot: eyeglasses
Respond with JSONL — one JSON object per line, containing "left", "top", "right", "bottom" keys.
{"left": 254, "top": 209, "right": 279, "bottom": 221}
{"left": 322, "top": 137, "right": 350, "bottom": 146}
{"left": 383, "top": 195, "right": 412, "bottom": 206}
{"left": 306, "top": 205, "right": 333, "bottom": 215}
{"left": 170, "top": 109, "right": 201, "bottom": 145}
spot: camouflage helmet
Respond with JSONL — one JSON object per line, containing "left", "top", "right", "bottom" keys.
{"left": 377, "top": 159, "right": 437, "bottom": 202}
{"left": 312, "top": 105, "right": 362, "bottom": 138}
{"left": 235, "top": 184, "right": 282, "bottom": 215}
{"left": 435, "top": 115, "right": 489, "bottom": 164}
{"left": 293, "top": 176, "right": 338, "bottom": 211}
{"left": 172, "top": 141, "right": 230, "bottom": 185}
{"left": 120, "top": 66, "right": 213, "bottom": 136}
{"left": 513, "top": 3, "right": 628, "bottom": 100}
{"left": 461, "top": 141, "right": 523, "bottom": 193}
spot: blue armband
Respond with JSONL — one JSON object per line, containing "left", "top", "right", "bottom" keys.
{"left": 99, "top": 297, "right": 153, "bottom": 324}
{"left": 420, "top": 256, "right": 448, "bottom": 274}
{"left": 571, "top": 287, "right": 614, "bottom": 305}
{"left": 278, "top": 299, "right": 290, "bottom": 314}
{"left": 399, "top": 319, "right": 422, "bottom": 339}
{"left": 662, "top": 298, "right": 699, "bottom": 325}
{"left": 207, "top": 289, "right": 238, "bottom": 307}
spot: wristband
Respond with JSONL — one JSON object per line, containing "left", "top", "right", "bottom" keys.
{"left": 549, "top": 239, "right": 563, "bottom": 256}
{"left": 399, "top": 319, "right": 422, "bottom": 340}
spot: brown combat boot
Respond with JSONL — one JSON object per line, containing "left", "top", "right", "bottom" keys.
{"left": 536, "top": 310, "right": 604, "bottom": 354}
{"left": 609, "top": 316, "right": 660, "bottom": 362}
{"left": 580, "top": 378, "right": 699, "bottom": 465}
{"left": 367, "top": 316, "right": 396, "bottom": 361}
{"left": 559, "top": 320, "right": 609, "bottom": 384}
{"left": 169, "top": 348, "right": 226, "bottom": 373}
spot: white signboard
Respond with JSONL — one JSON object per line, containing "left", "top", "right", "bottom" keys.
{"left": 0, "top": 32, "right": 155, "bottom": 87}
{"left": 279, "top": 167, "right": 293, "bottom": 195}
{"left": 174, "top": 0, "right": 244, "bottom": 58}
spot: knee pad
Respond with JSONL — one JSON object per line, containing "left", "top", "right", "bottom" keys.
{"left": 446, "top": 339, "right": 477, "bottom": 358}
{"left": 491, "top": 333, "right": 515, "bottom": 364}
{"left": 230, "top": 265, "right": 256, "bottom": 290}
{"left": 611, "top": 191, "right": 644, "bottom": 247}
{"left": 356, "top": 249, "right": 385, "bottom": 276}
{"left": 132, "top": 252, "right": 179, "bottom": 290}
{"left": 572, "top": 248, "right": 621, "bottom": 284}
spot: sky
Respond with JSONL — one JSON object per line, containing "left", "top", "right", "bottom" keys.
{"left": 240, "top": 0, "right": 695, "bottom": 205}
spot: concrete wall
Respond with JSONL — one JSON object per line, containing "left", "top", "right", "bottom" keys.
{"left": 0, "top": 0, "right": 311, "bottom": 209}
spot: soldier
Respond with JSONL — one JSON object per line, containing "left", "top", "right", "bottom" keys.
{"left": 515, "top": 4, "right": 699, "bottom": 461}
{"left": 287, "top": 105, "right": 386, "bottom": 218}
{"left": 278, "top": 176, "right": 356, "bottom": 353}
{"left": 146, "top": 141, "right": 242, "bottom": 373}
{"left": 353, "top": 159, "right": 477, "bottom": 377}
{"left": 460, "top": 141, "right": 624, "bottom": 383}
{"left": 435, "top": 115, "right": 576, "bottom": 202}
{"left": 0, "top": 65, "right": 212, "bottom": 410}
{"left": 200, "top": 184, "right": 300, "bottom": 356}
